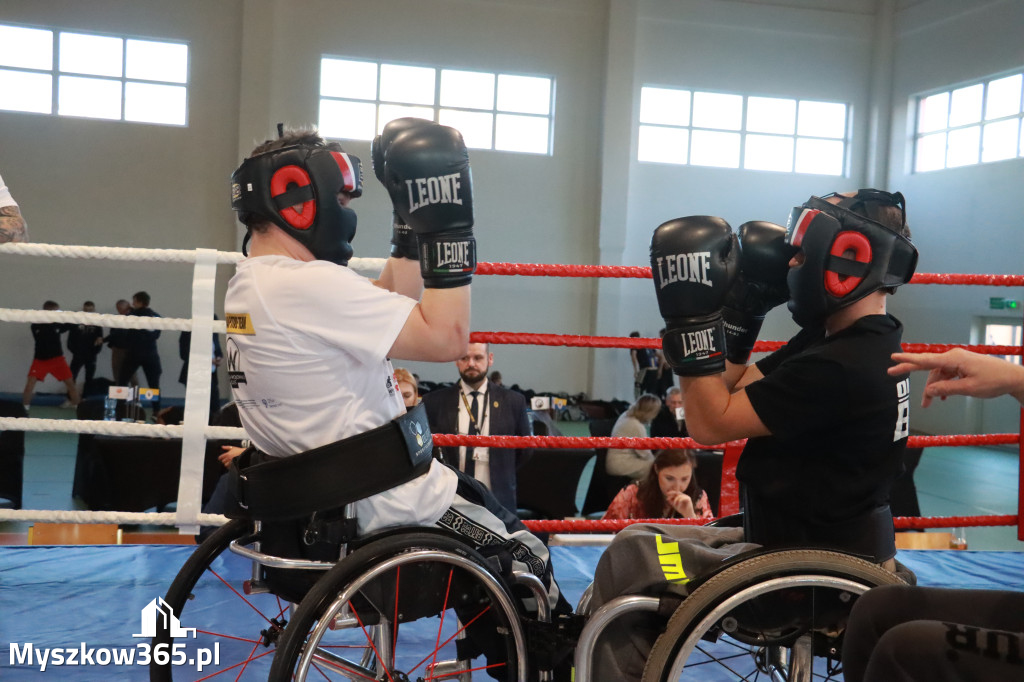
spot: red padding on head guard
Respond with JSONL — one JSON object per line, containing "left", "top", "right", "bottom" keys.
{"left": 271, "top": 165, "right": 315, "bottom": 229}
{"left": 826, "top": 231, "right": 872, "bottom": 297}
{"left": 790, "top": 209, "right": 818, "bottom": 248}
{"left": 331, "top": 151, "right": 358, "bottom": 194}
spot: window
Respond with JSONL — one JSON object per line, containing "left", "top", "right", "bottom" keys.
{"left": 985, "top": 322, "right": 1023, "bottom": 366}
{"left": 319, "top": 57, "right": 554, "bottom": 154}
{"left": 914, "top": 71, "right": 1024, "bottom": 172}
{"left": 638, "top": 86, "right": 848, "bottom": 175}
{"left": 0, "top": 23, "right": 188, "bottom": 125}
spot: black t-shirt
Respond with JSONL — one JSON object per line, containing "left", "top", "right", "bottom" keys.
{"left": 740, "top": 314, "right": 909, "bottom": 558}
{"left": 31, "top": 323, "right": 71, "bottom": 360}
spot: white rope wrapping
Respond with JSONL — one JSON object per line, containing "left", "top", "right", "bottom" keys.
{"left": 177, "top": 248, "right": 219, "bottom": 532}
{"left": 0, "top": 242, "right": 386, "bottom": 274}
{"left": 0, "top": 417, "right": 245, "bottom": 440}
{"left": 0, "top": 242, "right": 244, "bottom": 263}
{"left": 0, "top": 509, "right": 229, "bottom": 526}
{"left": 0, "top": 308, "right": 225, "bottom": 332}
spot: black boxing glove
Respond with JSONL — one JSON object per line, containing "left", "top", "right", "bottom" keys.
{"left": 383, "top": 121, "right": 475, "bottom": 288}
{"left": 651, "top": 216, "right": 739, "bottom": 376}
{"left": 721, "top": 221, "right": 795, "bottom": 364}
{"left": 371, "top": 118, "right": 429, "bottom": 260}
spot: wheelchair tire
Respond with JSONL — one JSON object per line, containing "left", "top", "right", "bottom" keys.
{"left": 642, "top": 549, "right": 907, "bottom": 682}
{"left": 151, "top": 519, "right": 297, "bottom": 681}
{"left": 268, "top": 530, "right": 529, "bottom": 682}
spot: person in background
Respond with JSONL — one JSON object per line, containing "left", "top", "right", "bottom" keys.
{"left": 393, "top": 367, "right": 419, "bottom": 408}
{"left": 489, "top": 369, "right": 503, "bottom": 387}
{"left": 0, "top": 172, "right": 29, "bottom": 243}
{"left": 67, "top": 301, "right": 104, "bottom": 393}
{"left": 650, "top": 386, "right": 687, "bottom": 438}
{"left": 118, "top": 291, "right": 162, "bottom": 414}
{"left": 603, "top": 448, "right": 712, "bottom": 520}
{"left": 605, "top": 393, "right": 662, "bottom": 481}
{"left": 629, "top": 331, "right": 659, "bottom": 397}
{"left": 839, "top": 348, "right": 1024, "bottom": 682}
{"left": 22, "top": 301, "right": 78, "bottom": 412}
{"left": 421, "top": 342, "right": 534, "bottom": 514}
{"left": 105, "top": 299, "right": 137, "bottom": 387}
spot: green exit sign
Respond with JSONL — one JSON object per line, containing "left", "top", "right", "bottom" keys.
{"left": 990, "top": 297, "right": 1021, "bottom": 310}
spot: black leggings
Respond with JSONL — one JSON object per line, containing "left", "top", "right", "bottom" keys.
{"left": 843, "top": 585, "right": 1024, "bottom": 682}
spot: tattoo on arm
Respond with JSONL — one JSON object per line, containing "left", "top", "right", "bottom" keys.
{"left": 0, "top": 205, "right": 28, "bottom": 243}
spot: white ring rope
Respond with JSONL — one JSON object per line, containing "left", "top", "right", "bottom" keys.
{"left": 0, "top": 242, "right": 398, "bottom": 531}
{"left": 0, "top": 417, "right": 245, "bottom": 440}
{"left": 0, "top": 241, "right": 386, "bottom": 273}
{"left": 0, "top": 308, "right": 224, "bottom": 332}
{"left": 0, "top": 509, "right": 228, "bottom": 526}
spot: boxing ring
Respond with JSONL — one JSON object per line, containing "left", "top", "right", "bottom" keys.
{"left": 0, "top": 242, "right": 1023, "bottom": 680}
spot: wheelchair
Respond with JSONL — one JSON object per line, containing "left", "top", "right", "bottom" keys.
{"left": 150, "top": 409, "right": 910, "bottom": 681}
{"left": 152, "top": 510, "right": 907, "bottom": 681}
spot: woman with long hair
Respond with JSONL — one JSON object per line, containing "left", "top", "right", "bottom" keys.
{"left": 603, "top": 449, "right": 713, "bottom": 520}
{"left": 605, "top": 393, "right": 662, "bottom": 480}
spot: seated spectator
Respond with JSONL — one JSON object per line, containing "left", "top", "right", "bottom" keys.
{"left": 650, "top": 386, "right": 687, "bottom": 438}
{"left": 603, "top": 449, "right": 713, "bottom": 521}
{"left": 394, "top": 367, "right": 419, "bottom": 408}
{"left": 606, "top": 393, "right": 661, "bottom": 481}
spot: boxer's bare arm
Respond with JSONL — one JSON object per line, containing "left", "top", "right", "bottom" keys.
{"left": 0, "top": 205, "right": 28, "bottom": 243}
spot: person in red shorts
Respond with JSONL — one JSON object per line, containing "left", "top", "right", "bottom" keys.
{"left": 22, "top": 300, "right": 79, "bottom": 413}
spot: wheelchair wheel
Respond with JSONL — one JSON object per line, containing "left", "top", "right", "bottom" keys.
{"left": 151, "top": 519, "right": 312, "bottom": 681}
{"left": 642, "top": 550, "right": 906, "bottom": 682}
{"left": 268, "top": 531, "right": 529, "bottom": 681}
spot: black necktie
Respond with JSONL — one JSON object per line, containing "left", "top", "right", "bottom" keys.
{"left": 465, "top": 390, "right": 480, "bottom": 477}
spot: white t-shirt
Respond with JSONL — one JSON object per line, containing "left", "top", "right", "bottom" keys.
{"left": 225, "top": 255, "right": 457, "bottom": 534}
{"left": 0, "top": 173, "right": 17, "bottom": 208}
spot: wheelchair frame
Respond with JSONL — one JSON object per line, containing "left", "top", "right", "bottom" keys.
{"left": 153, "top": 506, "right": 907, "bottom": 682}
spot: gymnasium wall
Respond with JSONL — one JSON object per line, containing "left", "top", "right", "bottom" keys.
{"left": 0, "top": 0, "right": 1021, "bottom": 436}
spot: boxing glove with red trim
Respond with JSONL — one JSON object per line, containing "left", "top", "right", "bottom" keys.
{"left": 721, "top": 221, "right": 795, "bottom": 364}
{"left": 650, "top": 216, "right": 739, "bottom": 376}
{"left": 383, "top": 122, "right": 475, "bottom": 288}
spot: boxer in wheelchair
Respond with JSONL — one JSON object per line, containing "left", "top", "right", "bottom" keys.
{"left": 154, "top": 109, "right": 918, "bottom": 680}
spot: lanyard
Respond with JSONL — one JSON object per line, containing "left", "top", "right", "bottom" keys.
{"left": 459, "top": 387, "right": 490, "bottom": 435}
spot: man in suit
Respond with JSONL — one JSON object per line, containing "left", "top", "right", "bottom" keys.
{"left": 422, "top": 342, "right": 532, "bottom": 513}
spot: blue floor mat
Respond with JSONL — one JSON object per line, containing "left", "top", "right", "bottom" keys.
{"left": 1, "top": 544, "right": 1021, "bottom": 680}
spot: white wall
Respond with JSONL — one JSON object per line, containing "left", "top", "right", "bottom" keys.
{"left": 0, "top": 0, "right": 243, "bottom": 399}
{"left": 1, "top": 0, "right": 1022, "bottom": 435}
{"left": 887, "top": 0, "right": 1024, "bottom": 435}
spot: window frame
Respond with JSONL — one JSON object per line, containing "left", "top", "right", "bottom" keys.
{"left": 912, "top": 69, "right": 1024, "bottom": 173}
{"left": 637, "top": 85, "right": 851, "bottom": 177}
{"left": 0, "top": 21, "right": 190, "bottom": 127}
{"left": 318, "top": 56, "right": 556, "bottom": 155}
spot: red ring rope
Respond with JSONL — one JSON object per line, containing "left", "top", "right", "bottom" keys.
{"left": 470, "top": 332, "right": 1023, "bottom": 357}
{"left": 431, "top": 434, "right": 1021, "bottom": 450}
{"left": 475, "top": 261, "right": 1024, "bottom": 287}
{"left": 521, "top": 515, "right": 1018, "bottom": 534}
{"left": 466, "top": 261, "right": 1024, "bottom": 541}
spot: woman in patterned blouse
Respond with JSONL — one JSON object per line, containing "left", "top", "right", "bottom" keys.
{"left": 603, "top": 449, "right": 713, "bottom": 520}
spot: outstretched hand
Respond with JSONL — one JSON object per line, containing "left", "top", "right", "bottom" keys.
{"left": 889, "top": 349, "right": 1024, "bottom": 407}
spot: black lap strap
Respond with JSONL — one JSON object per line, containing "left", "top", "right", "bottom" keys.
{"left": 228, "top": 403, "right": 435, "bottom": 520}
